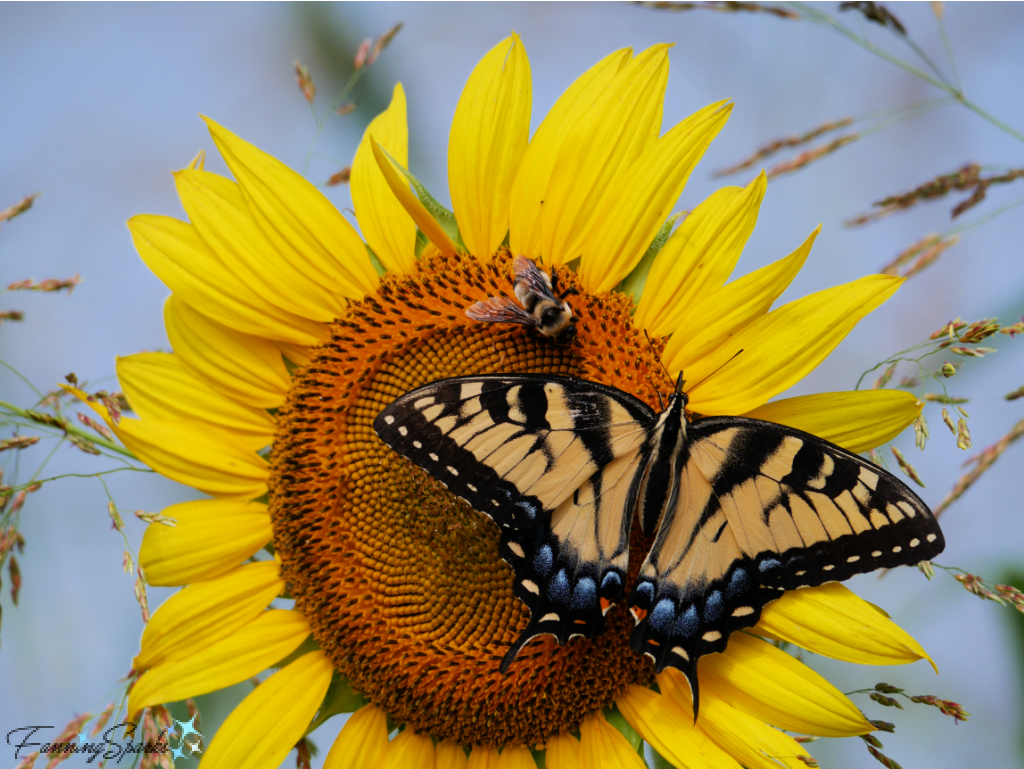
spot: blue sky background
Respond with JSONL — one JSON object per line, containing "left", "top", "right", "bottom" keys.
{"left": 2, "top": 3, "right": 1023, "bottom": 767}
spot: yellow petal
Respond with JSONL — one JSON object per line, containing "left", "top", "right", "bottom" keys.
{"left": 540, "top": 45, "right": 671, "bottom": 267}
{"left": 140, "top": 498, "right": 273, "bottom": 586}
{"left": 578, "top": 712, "right": 647, "bottom": 769}
{"left": 510, "top": 48, "right": 631, "bottom": 263}
{"left": 468, "top": 745, "right": 500, "bottom": 769}
{"left": 743, "top": 389, "right": 923, "bottom": 454}
{"left": 382, "top": 730, "right": 436, "bottom": 769}
{"left": 128, "top": 214, "right": 326, "bottom": 345}
{"left": 372, "top": 137, "right": 460, "bottom": 257}
{"left": 352, "top": 83, "right": 417, "bottom": 274}
{"left": 129, "top": 610, "right": 309, "bottom": 716}
{"left": 117, "top": 352, "right": 275, "bottom": 450}
{"left": 118, "top": 418, "right": 268, "bottom": 498}
{"left": 658, "top": 671, "right": 812, "bottom": 769}
{"left": 67, "top": 385, "right": 269, "bottom": 499}
{"left": 435, "top": 742, "right": 470, "bottom": 769}
{"left": 199, "top": 651, "right": 333, "bottom": 769}
{"left": 276, "top": 340, "right": 314, "bottom": 368}
{"left": 449, "top": 34, "right": 532, "bottom": 258}
{"left": 165, "top": 295, "right": 294, "bottom": 410}
{"left": 757, "top": 583, "right": 936, "bottom": 669}
{"left": 664, "top": 225, "right": 817, "bottom": 367}
{"left": 682, "top": 275, "right": 904, "bottom": 416}
{"left": 544, "top": 733, "right": 580, "bottom": 769}
{"left": 634, "top": 173, "right": 765, "bottom": 335}
{"left": 204, "top": 117, "right": 380, "bottom": 299}
{"left": 324, "top": 706, "right": 391, "bottom": 769}
{"left": 135, "top": 561, "right": 282, "bottom": 670}
{"left": 497, "top": 744, "right": 535, "bottom": 769}
{"left": 174, "top": 167, "right": 343, "bottom": 321}
{"left": 701, "top": 633, "right": 872, "bottom": 737}
{"left": 615, "top": 686, "right": 738, "bottom": 769}
{"left": 580, "top": 101, "right": 733, "bottom": 293}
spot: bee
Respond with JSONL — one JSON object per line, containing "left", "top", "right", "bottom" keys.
{"left": 465, "top": 255, "right": 576, "bottom": 343}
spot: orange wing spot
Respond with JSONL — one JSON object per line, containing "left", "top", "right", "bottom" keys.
{"left": 600, "top": 597, "right": 613, "bottom": 614}
{"left": 574, "top": 618, "right": 588, "bottom": 626}
{"left": 630, "top": 607, "right": 648, "bottom": 623}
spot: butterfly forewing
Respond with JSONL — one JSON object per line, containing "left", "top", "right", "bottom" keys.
{"left": 374, "top": 375, "right": 655, "bottom": 530}
{"left": 629, "top": 416, "right": 944, "bottom": 711}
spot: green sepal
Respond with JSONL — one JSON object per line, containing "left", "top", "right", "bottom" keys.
{"left": 414, "top": 228, "right": 429, "bottom": 258}
{"left": 366, "top": 244, "right": 388, "bottom": 277}
{"left": 649, "top": 746, "right": 674, "bottom": 768}
{"left": 616, "top": 213, "right": 682, "bottom": 308}
{"left": 304, "top": 673, "right": 368, "bottom": 735}
{"left": 530, "top": 746, "right": 546, "bottom": 768}
{"left": 377, "top": 145, "right": 465, "bottom": 250}
{"left": 604, "top": 704, "right": 643, "bottom": 755}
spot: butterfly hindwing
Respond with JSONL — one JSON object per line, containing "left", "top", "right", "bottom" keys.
{"left": 629, "top": 416, "right": 944, "bottom": 711}
{"left": 498, "top": 445, "right": 650, "bottom": 670}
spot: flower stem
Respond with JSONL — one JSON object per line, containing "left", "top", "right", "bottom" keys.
{"left": 0, "top": 398, "right": 136, "bottom": 459}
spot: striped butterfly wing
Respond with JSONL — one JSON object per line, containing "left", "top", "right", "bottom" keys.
{"left": 374, "top": 375, "right": 656, "bottom": 664}
{"left": 630, "top": 416, "right": 944, "bottom": 713}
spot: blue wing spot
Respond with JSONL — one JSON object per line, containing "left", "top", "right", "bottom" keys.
{"left": 727, "top": 568, "right": 749, "bottom": 598}
{"left": 515, "top": 500, "right": 537, "bottom": 520}
{"left": 649, "top": 599, "right": 676, "bottom": 633}
{"left": 571, "top": 577, "right": 597, "bottom": 612}
{"left": 534, "top": 545, "right": 554, "bottom": 576}
{"left": 600, "top": 571, "right": 622, "bottom": 598}
{"left": 759, "top": 557, "right": 782, "bottom": 574}
{"left": 633, "top": 580, "right": 655, "bottom": 609}
{"left": 548, "top": 569, "right": 571, "bottom": 604}
{"left": 673, "top": 605, "right": 699, "bottom": 638}
{"left": 703, "top": 590, "right": 724, "bottom": 622}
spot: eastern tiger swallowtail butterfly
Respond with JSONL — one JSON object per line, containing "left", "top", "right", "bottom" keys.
{"left": 372, "top": 373, "right": 944, "bottom": 717}
{"left": 465, "top": 255, "right": 576, "bottom": 343}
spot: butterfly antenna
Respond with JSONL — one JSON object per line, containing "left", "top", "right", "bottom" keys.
{"left": 643, "top": 330, "right": 676, "bottom": 390}
{"left": 688, "top": 349, "right": 745, "bottom": 392}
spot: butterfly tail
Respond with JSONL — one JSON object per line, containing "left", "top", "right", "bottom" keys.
{"left": 499, "top": 625, "right": 539, "bottom": 675}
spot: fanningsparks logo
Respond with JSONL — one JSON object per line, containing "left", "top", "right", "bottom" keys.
{"left": 7, "top": 715, "right": 203, "bottom": 765}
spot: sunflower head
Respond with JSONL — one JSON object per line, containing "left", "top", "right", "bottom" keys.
{"left": 95, "top": 35, "right": 936, "bottom": 769}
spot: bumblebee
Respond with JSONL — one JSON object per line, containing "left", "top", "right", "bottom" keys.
{"left": 465, "top": 255, "right": 576, "bottom": 343}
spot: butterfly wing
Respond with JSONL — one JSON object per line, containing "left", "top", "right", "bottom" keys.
{"left": 374, "top": 375, "right": 656, "bottom": 665}
{"left": 629, "top": 416, "right": 944, "bottom": 714}
{"left": 465, "top": 296, "right": 541, "bottom": 328}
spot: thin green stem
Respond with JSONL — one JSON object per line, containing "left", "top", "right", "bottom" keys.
{"left": 0, "top": 398, "right": 136, "bottom": 459}
{"left": 790, "top": 4, "right": 1024, "bottom": 145}
{"left": 934, "top": 11, "right": 963, "bottom": 91}
{"left": 0, "top": 357, "right": 44, "bottom": 399}
{"left": 25, "top": 467, "right": 151, "bottom": 486}
{"left": 303, "top": 68, "right": 367, "bottom": 177}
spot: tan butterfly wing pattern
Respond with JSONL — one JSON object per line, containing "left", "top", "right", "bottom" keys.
{"left": 629, "top": 416, "right": 943, "bottom": 713}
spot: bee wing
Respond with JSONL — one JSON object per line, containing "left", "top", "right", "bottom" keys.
{"left": 465, "top": 296, "right": 541, "bottom": 327}
{"left": 513, "top": 255, "right": 560, "bottom": 304}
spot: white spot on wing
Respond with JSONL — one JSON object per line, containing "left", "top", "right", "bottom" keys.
{"left": 522, "top": 580, "right": 540, "bottom": 595}
{"left": 447, "top": 466, "right": 458, "bottom": 476}
{"left": 847, "top": 555, "right": 860, "bottom": 563}
{"left": 732, "top": 606, "right": 754, "bottom": 617}
{"left": 429, "top": 453, "right": 439, "bottom": 461}
{"left": 926, "top": 533, "right": 937, "bottom": 543}
{"left": 384, "top": 415, "right": 395, "bottom": 425}
{"left": 822, "top": 564, "right": 835, "bottom": 571}
{"left": 413, "top": 441, "right": 422, "bottom": 449}
{"left": 507, "top": 542, "right": 525, "bottom": 558}
{"left": 671, "top": 646, "right": 690, "bottom": 661}
{"left": 910, "top": 538, "right": 920, "bottom": 547}
{"left": 702, "top": 631, "right": 722, "bottom": 642}
{"left": 539, "top": 612, "right": 560, "bottom": 623}
{"left": 398, "top": 426, "right": 408, "bottom": 436}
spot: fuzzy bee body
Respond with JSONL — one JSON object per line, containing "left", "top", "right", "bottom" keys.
{"left": 466, "top": 255, "right": 576, "bottom": 343}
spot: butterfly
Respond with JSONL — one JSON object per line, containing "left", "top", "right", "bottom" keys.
{"left": 465, "top": 255, "right": 576, "bottom": 343}
{"left": 373, "top": 372, "right": 944, "bottom": 717}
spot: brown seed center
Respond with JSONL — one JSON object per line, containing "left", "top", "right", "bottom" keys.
{"left": 270, "top": 251, "right": 670, "bottom": 746}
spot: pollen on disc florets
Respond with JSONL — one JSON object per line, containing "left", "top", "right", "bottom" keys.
{"left": 269, "top": 250, "right": 672, "bottom": 747}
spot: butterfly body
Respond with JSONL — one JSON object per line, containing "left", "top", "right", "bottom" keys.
{"left": 373, "top": 373, "right": 944, "bottom": 716}
{"left": 465, "top": 255, "right": 576, "bottom": 343}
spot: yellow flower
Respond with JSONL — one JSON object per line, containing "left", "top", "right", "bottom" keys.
{"left": 82, "top": 36, "right": 937, "bottom": 769}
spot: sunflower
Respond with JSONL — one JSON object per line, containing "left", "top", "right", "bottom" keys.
{"left": 74, "top": 36, "right": 937, "bottom": 769}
